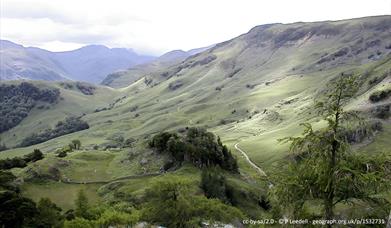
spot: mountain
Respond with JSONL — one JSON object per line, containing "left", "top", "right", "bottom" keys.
{"left": 2, "top": 15, "right": 390, "bottom": 154}
{"left": 0, "top": 40, "right": 70, "bottom": 81}
{"left": 0, "top": 16, "right": 390, "bottom": 220}
{"left": 101, "top": 45, "right": 214, "bottom": 88}
{"left": 0, "top": 40, "right": 156, "bottom": 83}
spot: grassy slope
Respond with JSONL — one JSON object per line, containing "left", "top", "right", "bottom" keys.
{"left": 0, "top": 81, "right": 121, "bottom": 157}
{"left": 1, "top": 16, "right": 390, "bottom": 215}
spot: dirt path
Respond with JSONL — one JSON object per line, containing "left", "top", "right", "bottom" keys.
{"left": 234, "top": 143, "right": 267, "bottom": 176}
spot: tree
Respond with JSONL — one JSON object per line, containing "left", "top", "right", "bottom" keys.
{"left": 24, "top": 149, "right": 44, "bottom": 162}
{"left": 141, "top": 178, "right": 243, "bottom": 227}
{"left": 75, "top": 189, "right": 90, "bottom": 219}
{"left": 0, "top": 191, "right": 39, "bottom": 227}
{"left": 0, "top": 170, "right": 18, "bottom": 191}
{"left": 72, "top": 139, "right": 81, "bottom": 150}
{"left": 200, "top": 168, "right": 230, "bottom": 203}
{"left": 37, "top": 198, "right": 64, "bottom": 227}
{"left": 271, "top": 75, "right": 391, "bottom": 223}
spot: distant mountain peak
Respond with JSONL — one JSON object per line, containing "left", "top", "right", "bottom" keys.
{"left": 0, "top": 40, "right": 24, "bottom": 49}
{"left": 0, "top": 40, "right": 156, "bottom": 83}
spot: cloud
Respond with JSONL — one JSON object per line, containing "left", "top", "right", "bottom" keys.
{"left": 1, "top": 0, "right": 390, "bottom": 55}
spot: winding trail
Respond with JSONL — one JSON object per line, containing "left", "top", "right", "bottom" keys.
{"left": 234, "top": 143, "right": 267, "bottom": 176}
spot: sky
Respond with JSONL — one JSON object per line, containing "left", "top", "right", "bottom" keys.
{"left": 0, "top": 0, "right": 390, "bottom": 55}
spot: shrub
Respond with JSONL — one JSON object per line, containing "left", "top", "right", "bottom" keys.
{"left": 57, "top": 151, "right": 67, "bottom": 158}
{"left": 168, "top": 81, "right": 183, "bottom": 90}
{"left": 75, "top": 82, "right": 95, "bottom": 95}
{"left": 371, "top": 104, "right": 390, "bottom": 119}
{"left": 0, "top": 149, "right": 44, "bottom": 170}
{"left": 24, "top": 149, "right": 44, "bottom": 162}
{"left": 369, "top": 89, "right": 391, "bottom": 102}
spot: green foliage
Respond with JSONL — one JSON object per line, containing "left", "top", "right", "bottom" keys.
{"left": 200, "top": 168, "right": 236, "bottom": 205}
{"left": 57, "top": 150, "right": 68, "bottom": 158}
{"left": 36, "top": 198, "right": 64, "bottom": 227}
{"left": 150, "top": 128, "right": 238, "bottom": 172}
{"left": 64, "top": 217, "right": 94, "bottom": 228}
{"left": 141, "top": 178, "right": 243, "bottom": 227}
{"left": 71, "top": 139, "right": 81, "bottom": 150}
{"left": 0, "top": 82, "right": 60, "bottom": 133}
{"left": 0, "top": 190, "right": 39, "bottom": 227}
{"left": 74, "top": 189, "right": 90, "bottom": 219}
{"left": 0, "top": 170, "right": 18, "bottom": 191}
{"left": 95, "top": 208, "right": 139, "bottom": 227}
{"left": 0, "top": 149, "right": 44, "bottom": 169}
{"left": 369, "top": 88, "right": 391, "bottom": 102}
{"left": 272, "top": 75, "right": 391, "bottom": 220}
{"left": 24, "top": 149, "right": 44, "bottom": 162}
{"left": 20, "top": 117, "right": 89, "bottom": 147}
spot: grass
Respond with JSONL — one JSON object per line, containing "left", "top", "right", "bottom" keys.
{"left": 21, "top": 182, "right": 103, "bottom": 210}
{"left": 357, "top": 123, "right": 391, "bottom": 155}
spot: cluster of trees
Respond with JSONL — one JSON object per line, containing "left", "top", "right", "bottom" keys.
{"left": 200, "top": 168, "right": 237, "bottom": 205}
{"left": 0, "top": 170, "right": 64, "bottom": 227}
{"left": 20, "top": 117, "right": 89, "bottom": 147}
{"left": 61, "top": 179, "right": 244, "bottom": 227}
{"left": 149, "top": 128, "right": 238, "bottom": 172}
{"left": 140, "top": 178, "right": 243, "bottom": 227}
{"left": 75, "top": 82, "right": 95, "bottom": 95}
{"left": 56, "top": 139, "right": 82, "bottom": 158}
{"left": 0, "top": 82, "right": 60, "bottom": 133}
{"left": 0, "top": 149, "right": 44, "bottom": 170}
{"left": 271, "top": 75, "right": 391, "bottom": 223}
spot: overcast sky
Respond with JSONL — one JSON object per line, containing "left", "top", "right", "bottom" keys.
{"left": 1, "top": 0, "right": 390, "bottom": 55}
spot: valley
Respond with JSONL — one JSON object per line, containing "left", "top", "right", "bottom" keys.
{"left": 1, "top": 15, "right": 390, "bottom": 227}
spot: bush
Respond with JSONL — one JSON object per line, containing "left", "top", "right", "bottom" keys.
{"left": 0, "top": 149, "right": 44, "bottom": 170}
{"left": 24, "top": 149, "right": 44, "bottom": 162}
{"left": 369, "top": 89, "right": 391, "bottom": 102}
{"left": 371, "top": 104, "right": 390, "bottom": 119}
{"left": 57, "top": 151, "right": 67, "bottom": 158}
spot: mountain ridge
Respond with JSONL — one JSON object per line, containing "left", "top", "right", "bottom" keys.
{"left": 0, "top": 40, "right": 156, "bottom": 83}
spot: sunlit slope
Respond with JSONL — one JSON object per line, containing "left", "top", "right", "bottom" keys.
{"left": 2, "top": 16, "right": 390, "bottom": 169}
{"left": 0, "top": 81, "right": 120, "bottom": 149}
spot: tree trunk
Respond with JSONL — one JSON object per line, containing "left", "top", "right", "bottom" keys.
{"left": 325, "top": 139, "right": 337, "bottom": 226}
{"left": 324, "top": 89, "right": 342, "bottom": 227}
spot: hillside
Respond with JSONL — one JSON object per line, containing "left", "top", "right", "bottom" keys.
{"left": 0, "top": 40, "right": 155, "bottom": 83}
{"left": 101, "top": 45, "right": 213, "bottom": 88}
{"left": 0, "top": 15, "right": 390, "bottom": 225}
{"left": 2, "top": 15, "right": 390, "bottom": 160}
